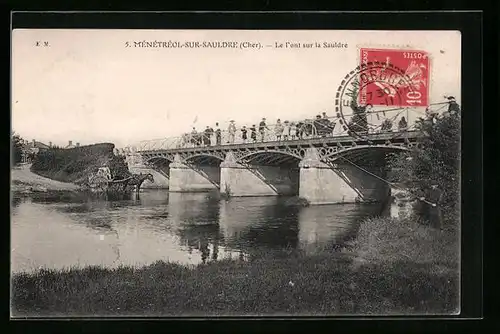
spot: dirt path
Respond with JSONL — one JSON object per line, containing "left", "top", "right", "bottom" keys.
{"left": 11, "top": 164, "right": 80, "bottom": 191}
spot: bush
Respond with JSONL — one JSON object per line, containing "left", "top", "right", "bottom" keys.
{"left": 347, "top": 216, "right": 459, "bottom": 269}
{"left": 31, "top": 143, "right": 130, "bottom": 184}
{"left": 11, "top": 132, "right": 24, "bottom": 164}
{"left": 388, "top": 112, "right": 460, "bottom": 224}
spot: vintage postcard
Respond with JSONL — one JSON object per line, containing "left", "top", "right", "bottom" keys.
{"left": 11, "top": 28, "right": 461, "bottom": 317}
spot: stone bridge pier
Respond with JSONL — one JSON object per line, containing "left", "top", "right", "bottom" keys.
{"left": 298, "top": 148, "right": 390, "bottom": 205}
{"left": 219, "top": 152, "right": 299, "bottom": 197}
{"left": 168, "top": 154, "right": 220, "bottom": 192}
{"left": 140, "top": 147, "right": 391, "bottom": 204}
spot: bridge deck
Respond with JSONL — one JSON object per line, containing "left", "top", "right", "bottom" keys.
{"left": 139, "top": 131, "right": 422, "bottom": 155}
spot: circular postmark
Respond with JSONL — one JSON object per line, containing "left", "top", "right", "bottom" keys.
{"left": 335, "top": 62, "right": 416, "bottom": 140}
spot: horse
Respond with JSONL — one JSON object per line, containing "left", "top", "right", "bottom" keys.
{"left": 112, "top": 173, "right": 155, "bottom": 193}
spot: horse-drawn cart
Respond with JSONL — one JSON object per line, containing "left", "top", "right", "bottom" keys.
{"left": 87, "top": 167, "right": 154, "bottom": 193}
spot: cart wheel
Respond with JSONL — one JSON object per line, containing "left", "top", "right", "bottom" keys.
{"left": 91, "top": 175, "right": 109, "bottom": 192}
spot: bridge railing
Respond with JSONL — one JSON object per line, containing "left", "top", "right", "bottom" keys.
{"left": 128, "top": 102, "right": 448, "bottom": 153}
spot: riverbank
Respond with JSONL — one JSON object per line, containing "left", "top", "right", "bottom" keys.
{"left": 11, "top": 215, "right": 459, "bottom": 316}
{"left": 11, "top": 164, "right": 80, "bottom": 193}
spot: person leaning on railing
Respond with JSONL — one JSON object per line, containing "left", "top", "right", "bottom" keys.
{"left": 445, "top": 96, "right": 460, "bottom": 116}
{"left": 381, "top": 118, "right": 393, "bottom": 132}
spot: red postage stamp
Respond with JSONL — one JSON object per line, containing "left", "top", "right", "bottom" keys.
{"left": 359, "top": 48, "right": 430, "bottom": 107}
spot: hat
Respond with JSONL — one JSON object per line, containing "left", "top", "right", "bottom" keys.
{"left": 284, "top": 120, "right": 289, "bottom": 123}
{"left": 230, "top": 120, "right": 235, "bottom": 122}
{"left": 262, "top": 117, "right": 266, "bottom": 120}
{"left": 447, "top": 96, "right": 456, "bottom": 100}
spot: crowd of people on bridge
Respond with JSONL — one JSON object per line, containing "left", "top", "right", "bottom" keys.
{"left": 181, "top": 97, "right": 460, "bottom": 148}
{"left": 183, "top": 113, "right": 412, "bottom": 148}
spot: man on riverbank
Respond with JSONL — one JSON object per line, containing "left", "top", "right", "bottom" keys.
{"left": 427, "top": 184, "right": 444, "bottom": 230}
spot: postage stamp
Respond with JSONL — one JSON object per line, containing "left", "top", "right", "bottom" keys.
{"left": 359, "top": 48, "right": 430, "bottom": 107}
{"left": 335, "top": 61, "right": 413, "bottom": 138}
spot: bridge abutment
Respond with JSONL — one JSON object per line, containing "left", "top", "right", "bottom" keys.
{"left": 169, "top": 154, "right": 219, "bottom": 192}
{"left": 298, "top": 148, "right": 389, "bottom": 205}
{"left": 220, "top": 152, "right": 298, "bottom": 197}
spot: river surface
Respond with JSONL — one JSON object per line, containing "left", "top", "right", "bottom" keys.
{"left": 11, "top": 190, "right": 388, "bottom": 273}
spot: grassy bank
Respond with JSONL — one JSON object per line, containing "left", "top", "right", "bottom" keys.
{"left": 11, "top": 216, "right": 459, "bottom": 316}
{"left": 30, "top": 143, "right": 129, "bottom": 184}
{"left": 11, "top": 165, "right": 80, "bottom": 192}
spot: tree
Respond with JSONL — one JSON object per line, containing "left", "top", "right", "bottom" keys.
{"left": 388, "top": 110, "right": 460, "bottom": 224}
{"left": 12, "top": 132, "right": 25, "bottom": 164}
{"left": 108, "top": 154, "right": 130, "bottom": 180}
{"left": 346, "top": 82, "right": 368, "bottom": 135}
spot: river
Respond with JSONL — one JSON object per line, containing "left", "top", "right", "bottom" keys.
{"left": 11, "top": 190, "right": 388, "bottom": 273}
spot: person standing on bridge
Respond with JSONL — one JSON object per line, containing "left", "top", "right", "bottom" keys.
{"left": 190, "top": 127, "right": 198, "bottom": 147}
{"left": 320, "top": 113, "right": 333, "bottom": 137}
{"left": 398, "top": 116, "right": 408, "bottom": 132}
{"left": 228, "top": 120, "right": 237, "bottom": 144}
{"left": 275, "top": 119, "right": 284, "bottom": 141}
{"left": 241, "top": 125, "right": 248, "bottom": 143}
{"left": 259, "top": 118, "right": 269, "bottom": 142}
{"left": 250, "top": 125, "right": 257, "bottom": 142}
{"left": 445, "top": 96, "right": 460, "bottom": 116}
{"left": 215, "top": 122, "right": 222, "bottom": 145}
{"left": 208, "top": 125, "right": 214, "bottom": 146}
{"left": 203, "top": 126, "right": 211, "bottom": 146}
{"left": 290, "top": 122, "right": 297, "bottom": 140}
{"left": 282, "top": 121, "right": 290, "bottom": 140}
{"left": 297, "top": 121, "right": 305, "bottom": 139}
{"left": 314, "top": 115, "right": 325, "bottom": 137}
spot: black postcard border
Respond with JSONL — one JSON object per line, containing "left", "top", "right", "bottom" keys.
{"left": 7, "top": 10, "right": 486, "bottom": 334}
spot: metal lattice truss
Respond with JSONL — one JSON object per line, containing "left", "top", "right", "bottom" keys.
{"left": 139, "top": 131, "right": 423, "bottom": 167}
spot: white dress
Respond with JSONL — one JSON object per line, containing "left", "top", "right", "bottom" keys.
{"left": 283, "top": 124, "right": 290, "bottom": 136}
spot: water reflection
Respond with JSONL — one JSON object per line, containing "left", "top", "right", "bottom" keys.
{"left": 298, "top": 204, "right": 381, "bottom": 255}
{"left": 11, "top": 190, "right": 384, "bottom": 273}
{"left": 219, "top": 197, "right": 300, "bottom": 256}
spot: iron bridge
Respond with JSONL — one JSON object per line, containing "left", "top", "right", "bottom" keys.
{"left": 138, "top": 131, "right": 423, "bottom": 166}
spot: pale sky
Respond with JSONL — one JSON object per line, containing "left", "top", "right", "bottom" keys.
{"left": 12, "top": 29, "right": 461, "bottom": 148}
